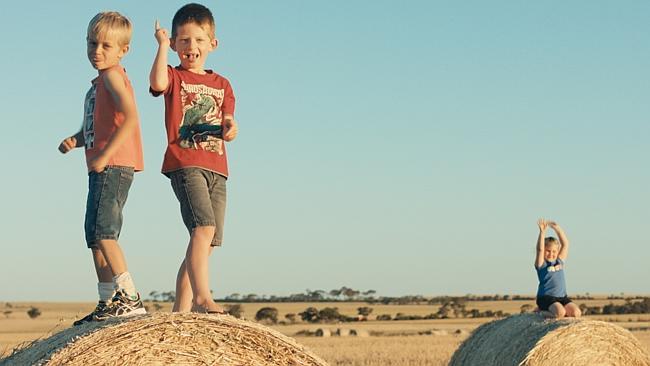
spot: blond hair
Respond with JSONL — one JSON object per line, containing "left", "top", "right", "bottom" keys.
{"left": 544, "top": 237, "right": 560, "bottom": 248}
{"left": 87, "top": 12, "right": 132, "bottom": 46}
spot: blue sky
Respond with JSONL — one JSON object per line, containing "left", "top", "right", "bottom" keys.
{"left": 0, "top": 1, "right": 648, "bottom": 301}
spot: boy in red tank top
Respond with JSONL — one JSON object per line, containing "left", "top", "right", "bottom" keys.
{"left": 150, "top": 3, "right": 238, "bottom": 314}
{"left": 58, "top": 11, "right": 146, "bottom": 324}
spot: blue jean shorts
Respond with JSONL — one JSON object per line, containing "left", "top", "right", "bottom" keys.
{"left": 169, "top": 168, "right": 227, "bottom": 246}
{"left": 85, "top": 166, "right": 134, "bottom": 248}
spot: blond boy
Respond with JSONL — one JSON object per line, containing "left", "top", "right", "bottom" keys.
{"left": 59, "top": 12, "right": 146, "bottom": 324}
{"left": 535, "top": 219, "right": 581, "bottom": 319}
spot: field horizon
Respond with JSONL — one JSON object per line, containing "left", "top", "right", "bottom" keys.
{"left": 2, "top": 298, "right": 650, "bottom": 365}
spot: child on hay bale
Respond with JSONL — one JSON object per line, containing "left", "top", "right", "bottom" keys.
{"left": 58, "top": 12, "right": 146, "bottom": 325}
{"left": 534, "top": 219, "right": 581, "bottom": 319}
{"left": 150, "top": 3, "right": 238, "bottom": 314}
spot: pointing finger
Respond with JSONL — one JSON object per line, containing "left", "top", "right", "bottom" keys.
{"left": 155, "top": 19, "right": 160, "bottom": 31}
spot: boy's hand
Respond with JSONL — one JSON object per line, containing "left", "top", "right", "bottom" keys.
{"left": 154, "top": 20, "right": 170, "bottom": 47}
{"left": 222, "top": 118, "right": 238, "bottom": 142}
{"left": 548, "top": 221, "right": 561, "bottom": 231}
{"left": 88, "top": 154, "right": 109, "bottom": 173}
{"left": 537, "top": 218, "right": 548, "bottom": 232}
{"left": 58, "top": 136, "right": 78, "bottom": 154}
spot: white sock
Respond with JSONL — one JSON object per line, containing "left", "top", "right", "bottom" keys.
{"left": 98, "top": 282, "right": 116, "bottom": 303}
{"left": 113, "top": 272, "right": 138, "bottom": 299}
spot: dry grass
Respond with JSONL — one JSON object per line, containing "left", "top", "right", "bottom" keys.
{"left": 2, "top": 300, "right": 650, "bottom": 365}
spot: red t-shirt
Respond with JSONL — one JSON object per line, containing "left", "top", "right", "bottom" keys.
{"left": 152, "top": 66, "right": 235, "bottom": 177}
{"left": 83, "top": 66, "right": 144, "bottom": 172}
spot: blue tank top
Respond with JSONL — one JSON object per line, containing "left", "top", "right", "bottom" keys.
{"left": 536, "top": 258, "right": 567, "bottom": 297}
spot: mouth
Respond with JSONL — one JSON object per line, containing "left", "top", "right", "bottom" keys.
{"left": 182, "top": 53, "right": 199, "bottom": 62}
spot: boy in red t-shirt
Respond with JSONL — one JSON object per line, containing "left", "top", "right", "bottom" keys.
{"left": 149, "top": 3, "right": 238, "bottom": 313}
{"left": 59, "top": 12, "right": 146, "bottom": 324}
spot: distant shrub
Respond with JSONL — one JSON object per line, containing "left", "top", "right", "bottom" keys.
{"left": 255, "top": 307, "right": 278, "bottom": 324}
{"left": 225, "top": 304, "right": 244, "bottom": 319}
{"left": 27, "top": 307, "right": 41, "bottom": 319}
{"left": 376, "top": 314, "right": 392, "bottom": 321}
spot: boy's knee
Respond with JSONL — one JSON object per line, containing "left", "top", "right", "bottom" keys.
{"left": 192, "top": 226, "right": 216, "bottom": 238}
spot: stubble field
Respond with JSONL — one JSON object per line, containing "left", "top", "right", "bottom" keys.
{"left": 1, "top": 299, "right": 649, "bottom": 365}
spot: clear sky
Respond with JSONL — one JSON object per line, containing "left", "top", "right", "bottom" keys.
{"left": 0, "top": 1, "right": 648, "bottom": 301}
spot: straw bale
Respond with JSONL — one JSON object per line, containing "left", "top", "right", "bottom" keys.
{"left": 449, "top": 313, "right": 650, "bottom": 366}
{"left": 314, "top": 328, "right": 331, "bottom": 337}
{"left": 1, "top": 312, "right": 329, "bottom": 366}
{"left": 349, "top": 329, "right": 369, "bottom": 337}
{"left": 336, "top": 328, "right": 350, "bottom": 337}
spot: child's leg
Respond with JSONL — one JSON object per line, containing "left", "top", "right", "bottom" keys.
{"left": 173, "top": 259, "right": 192, "bottom": 312}
{"left": 548, "top": 302, "right": 566, "bottom": 318}
{"left": 173, "top": 245, "right": 217, "bottom": 312}
{"left": 186, "top": 226, "right": 223, "bottom": 312}
{"left": 91, "top": 248, "right": 113, "bottom": 283}
{"left": 564, "top": 302, "right": 582, "bottom": 318}
{"left": 97, "top": 239, "right": 139, "bottom": 297}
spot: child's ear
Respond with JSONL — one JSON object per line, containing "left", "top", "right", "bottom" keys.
{"left": 211, "top": 38, "right": 218, "bottom": 51}
{"left": 119, "top": 44, "right": 130, "bottom": 58}
{"left": 170, "top": 38, "right": 177, "bottom": 52}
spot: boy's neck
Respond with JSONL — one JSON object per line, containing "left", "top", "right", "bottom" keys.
{"left": 97, "top": 63, "right": 122, "bottom": 75}
{"left": 179, "top": 65, "right": 209, "bottom": 75}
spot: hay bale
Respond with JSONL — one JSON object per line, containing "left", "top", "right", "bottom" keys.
{"left": 315, "top": 328, "right": 331, "bottom": 337}
{"left": 336, "top": 328, "right": 350, "bottom": 337}
{"left": 350, "top": 329, "right": 369, "bottom": 337}
{"left": 1, "top": 312, "right": 328, "bottom": 366}
{"left": 449, "top": 313, "right": 650, "bottom": 366}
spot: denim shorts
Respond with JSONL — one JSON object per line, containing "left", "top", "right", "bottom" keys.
{"left": 169, "top": 168, "right": 227, "bottom": 246}
{"left": 85, "top": 166, "right": 134, "bottom": 248}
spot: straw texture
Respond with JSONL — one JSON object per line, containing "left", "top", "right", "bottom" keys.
{"left": 449, "top": 313, "right": 650, "bottom": 366}
{"left": 1, "top": 312, "right": 329, "bottom": 366}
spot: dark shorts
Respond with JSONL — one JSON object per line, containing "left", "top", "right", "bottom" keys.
{"left": 169, "top": 168, "right": 227, "bottom": 246}
{"left": 536, "top": 295, "right": 573, "bottom": 311}
{"left": 85, "top": 166, "right": 134, "bottom": 248}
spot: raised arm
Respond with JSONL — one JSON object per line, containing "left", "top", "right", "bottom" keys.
{"left": 548, "top": 221, "right": 570, "bottom": 260}
{"left": 87, "top": 68, "right": 138, "bottom": 172}
{"left": 150, "top": 20, "right": 170, "bottom": 92}
{"left": 535, "top": 218, "right": 547, "bottom": 268}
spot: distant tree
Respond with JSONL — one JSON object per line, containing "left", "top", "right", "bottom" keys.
{"left": 5, "top": 303, "right": 12, "bottom": 308}
{"left": 161, "top": 291, "right": 176, "bottom": 302}
{"left": 318, "top": 307, "right": 343, "bottom": 323}
{"left": 149, "top": 291, "right": 159, "bottom": 302}
{"left": 376, "top": 314, "right": 392, "bottom": 321}
{"left": 299, "top": 307, "right": 319, "bottom": 323}
{"left": 357, "top": 307, "right": 373, "bottom": 317}
{"left": 285, "top": 313, "right": 297, "bottom": 323}
{"left": 225, "top": 304, "right": 244, "bottom": 319}
{"left": 255, "top": 307, "right": 278, "bottom": 324}
{"left": 226, "top": 293, "right": 241, "bottom": 301}
{"left": 329, "top": 289, "right": 342, "bottom": 300}
{"left": 520, "top": 304, "right": 534, "bottom": 314}
{"left": 27, "top": 307, "right": 41, "bottom": 319}
{"left": 244, "top": 294, "right": 259, "bottom": 302}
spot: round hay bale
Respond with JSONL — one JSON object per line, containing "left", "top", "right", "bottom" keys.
{"left": 336, "top": 328, "right": 350, "bottom": 337}
{"left": 314, "top": 328, "right": 331, "bottom": 337}
{"left": 349, "top": 329, "right": 369, "bottom": 337}
{"left": 449, "top": 313, "right": 650, "bottom": 366}
{"left": 1, "top": 312, "right": 328, "bottom": 366}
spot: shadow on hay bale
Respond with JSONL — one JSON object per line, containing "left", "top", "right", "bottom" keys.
{"left": 449, "top": 313, "right": 650, "bottom": 366}
{"left": 0, "top": 313, "right": 329, "bottom": 366}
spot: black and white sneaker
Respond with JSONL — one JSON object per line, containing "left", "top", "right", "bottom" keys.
{"left": 94, "top": 289, "right": 147, "bottom": 321}
{"left": 73, "top": 301, "right": 110, "bottom": 326}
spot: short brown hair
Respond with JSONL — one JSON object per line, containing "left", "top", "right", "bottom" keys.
{"left": 87, "top": 12, "right": 132, "bottom": 46}
{"left": 172, "top": 3, "right": 215, "bottom": 39}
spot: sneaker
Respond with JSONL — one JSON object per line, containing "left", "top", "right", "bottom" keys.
{"left": 73, "top": 301, "right": 110, "bottom": 326}
{"left": 94, "top": 289, "right": 147, "bottom": 321}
